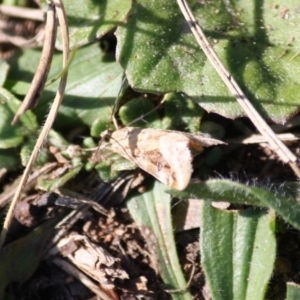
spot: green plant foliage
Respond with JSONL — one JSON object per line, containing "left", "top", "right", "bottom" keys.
{"left": 1, "top": 1, "right": 300, "bottom": 298}
{"left": 201, "top": 203, "right": 276, "bottom": 300}
{"left": 47, "top": 129, "right": 70, "bottom": 149}
{"left": 56, "top": 0, "right": 131, "bottom": 49}
{"left": 0, "top": 216, "right": 63, "bottom": 299}
{"left": 287, "top": 282, "right": 300, "bottom": 300}
{"left": 119, "top": 97, "right": 161, "bottom": 128}
{"left": 38, "top": 164, "right": 82, "bottom": 191}
{"left": 173, "top": 179, "right": 300, "bottom": 231}
{"left": 127, "top": 182, "right": 193, "bottom": 299}
{"left": 162, "top": 93, "right": 204, "bottom": 132}
{"left": 6, "top": 44, "right": 124, "bottom": 135}
{"left": 0, "top": 88, "right": 38, "bottom": 149}
{"left": 0, "top": 149, "right": 20, "bottom": 170}
{"left": 20, "top": 139, "right": 49, "bottom": 167}
{"left": 116, "top": 0, "right": 300, "bottom": 122}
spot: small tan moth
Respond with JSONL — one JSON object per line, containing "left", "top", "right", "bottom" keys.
{"left": 103, "top": 127, "right": 224, "bottom": 191}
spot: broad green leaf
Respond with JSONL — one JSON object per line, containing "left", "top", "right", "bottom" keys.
{"left": 287, "top": 282, "right": 300, "bottom": 300}
{"left": 6, "top": 50, "right": 45, "bottom": 88}
{"left": 0, "top": 216, "right": 62, "bottom": 299}
{"left": 50, "top": 45, "right": 122, "bottom": 132}
{"left": 0, "top": 88, "right": 38, "bottom": 149}
{"left": 127, "top": 182, "right": 192, "bottom": 299}
{"left": 6, "top": 44, "right": 124, "bottom": 135}
{"left": 56, "top": 0, "right": 131, "bottom": 49}
{"left": 173, "top": 179, "right": 300, "bottom": 231}
{"left": 116, "top": 0, "right": 300, "bottom": 122}
{"left": 201, "top": 203, "right": 276, "bottom": 300}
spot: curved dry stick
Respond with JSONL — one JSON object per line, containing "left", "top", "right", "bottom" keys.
{"left": 12, "top": 3, "right": 57, "bottom": 125}
{"left": 0, "top": 0, "right": 70, "bottom": 249}
{"left": 177, "top": 0, "right": 300, "bottom": 177}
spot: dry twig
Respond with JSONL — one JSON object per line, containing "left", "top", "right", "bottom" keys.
{"left": 0, "top": 0, "right": 70, "bottom": 249}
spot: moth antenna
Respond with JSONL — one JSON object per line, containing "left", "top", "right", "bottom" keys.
{"left": 92, "top": 128, "right": 113, "bottom": 163}
{"left": 95, "top": 74, "right": 165, "bottom": 164}
{"left": 110, "top": 75, "right": 128, "bottom": 130}
{"left": 99, "top": 95, "right": 166, "bottom": 170}
{"left": 125, "top": 96, "right": 166, "bottom": 127}
{"left": 93, "top": 76, "right": 127, "bottom": 163}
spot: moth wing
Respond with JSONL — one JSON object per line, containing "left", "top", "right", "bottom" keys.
{"left": 130, "top": 143, "right": 192, "bottom": 190}
{"left": 184, "top": 132, "right": 225, "bottom": 151}
{"left": 158, "top": 134, "right": 193, "bottom": 190}
{"left": 110, "top": 128, "right": 193, "bottom": 190}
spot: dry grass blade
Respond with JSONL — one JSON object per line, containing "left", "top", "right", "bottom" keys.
{"left": 51, "top": 258, "right": 120, "bottom": 300}
{"left": 11, "top": 3, "right": 57, "bottom": 125}
{"left": 0, "top": 5, "right": 44, "bottom": 21}
{"left": 227, "top": 133, "right": 300, "bottom": 145}
{"left": 0, "top": 0, "right": 70, "bottom": 249}
{"left": 177, "top": 0, "right": 300, "bottom": 176}
{"left": 0, "top": 162, "right": 58, "bottom": 208}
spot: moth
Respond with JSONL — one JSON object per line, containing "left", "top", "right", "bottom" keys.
{"left": 103, "top": 127, "right": 224, "bottom": 191}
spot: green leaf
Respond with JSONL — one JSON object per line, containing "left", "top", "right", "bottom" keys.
{"left": 0, "top": 216, "right": 62, "bottom": 299}
{"left": 201, "top": 203, "right": 276, "bottom": 300}
{"left": 20, "top": 139, "right": 49, "bottom": 167}
{"left": 173, "top": 179, "right": 300, "bottom": 231}
{"left": 287, "top": 282, "right": 300, "bottom": 300}
{"left": 47, "top": 129, "right": 70, "bottom": 150}
{"left": 38, "top": 165, "right": 82, "bottom": 191}
{"left": 116, "top": 0, "right": 300, "bottom": 122}
{"left": 119, "top": 97, "right": 161, "bottom": 128}
{"left": 56, "top": 0, "right": 132, "bottom": 49}
{"left": 54, "top": 44, "right": 123, "bottom": 131}
{"left": 0, "top": 149, "right": 20, "bottom": 170}
{"left": 7, "top": 44, "right": 124, "bottom": 135}
{"left": 0, "top": 88, "right": 38, "bottom": 149}
{"left": 162, "top": 93, "right": 204, "bottom": 132}
{"left": 127, "top": 182, "right": 192, "bottom": 299}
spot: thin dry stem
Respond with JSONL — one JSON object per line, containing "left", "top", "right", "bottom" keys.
{"left": 0, "top": 0, "right": 70, "bottom": 249}
{"left": 11, "top": 3, "right": 57, "bottom": 125}
{"left": 0, "top": 5, "right": 44, "bottom": 21}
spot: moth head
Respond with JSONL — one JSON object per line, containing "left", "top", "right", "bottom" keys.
{"left": 101, "top": 128, "right": 114, "bottom": 142}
